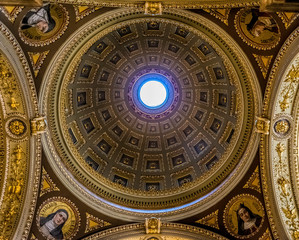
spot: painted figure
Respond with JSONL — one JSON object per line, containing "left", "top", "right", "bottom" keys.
{"left": 237, "top": 203, "right": 262, "bottom": 235}
{"left": 246, "top": 9, "right": 278, "bottom": 37}
{"left": 21, "top": 4, "right": 56, "bottom": 33}
{"left": 39, "top": 209, "right": 68, "bottom": 240}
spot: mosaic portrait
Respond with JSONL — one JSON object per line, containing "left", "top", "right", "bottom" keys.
{"left": 37, "top": 197, "right": 80, "bottom": 240}
{"left": 235, "top": 8, "right": 280, "bottom": 50}
{"left": 19, "top": 4, "right": 68, "bottom": 46}
{"left": 224, "top": 194, "right": 264, "bottom": 239}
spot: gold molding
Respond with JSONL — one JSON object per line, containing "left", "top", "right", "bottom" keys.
{"left": 48, "top": 0, "right": 259, "bottom": 9}
{"left": 0, "top": 0, "right": 42, "bottom": 6}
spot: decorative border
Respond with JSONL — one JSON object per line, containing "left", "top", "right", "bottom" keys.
{"left": 82, "top": 222, "right": 229, "bottom": 240}
{"left": 260, "top": 27, "right": 299, "bottom": 239}
{"left": 0, "top": 23, "right": 40, "bottom": 240}
{"left": 49, "top": 0, "right": 259, "bottom": 9}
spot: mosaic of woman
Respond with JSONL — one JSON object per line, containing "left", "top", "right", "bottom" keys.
{"left": 237, "top": 203, "right": 262, "bottom": 235}
{"left": 39, "top": 209, "right": 68, "bottom": 240}
{"left": 21, "top": 4, "right": 56, "bottom": 33}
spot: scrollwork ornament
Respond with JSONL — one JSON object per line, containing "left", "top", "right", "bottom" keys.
{"left": 279, "top": 62, "right": 299, "bottom": 112}
{"left": 274, "top": 142, "right": 299, "bottom": 239}
{"left": 0, "top": 143, "right": 27, "bottom": 239}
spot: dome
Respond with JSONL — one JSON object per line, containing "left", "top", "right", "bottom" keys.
{"left": 41, "top": 9, "right": 260, "bottom": 218}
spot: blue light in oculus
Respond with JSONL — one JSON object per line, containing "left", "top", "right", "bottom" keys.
{"left": 139, "top": 80, "right": 167, "bottom": 108}
{"left": 132, "top": 73, "right": 174, "bottom": 114}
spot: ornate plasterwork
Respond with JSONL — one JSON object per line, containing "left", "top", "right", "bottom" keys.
{"left": 85, "top": 212, "right": 111, "bottom": 233}
{"left": 40, "top": 8, "right": 261, "bottom": 220}
{"left": 82, "top": 222, "right": 229, "bottom": 240}
{"left": 195, "top": 209, "right": 219, "bottom": 229}
{"left": 260, "top": 27, "right": 299, "bottom": 240}
{"left": 0, "top": 23, "right": 40, "bottom": 240}
{"left": 49, "top": 0, "right": 259, "bottom": 9}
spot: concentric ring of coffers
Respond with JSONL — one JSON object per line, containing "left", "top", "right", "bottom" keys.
{"left": 40, "top": 9, "right": 261, "bottom": 217}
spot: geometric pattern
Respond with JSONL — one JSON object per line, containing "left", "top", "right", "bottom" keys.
{"left": 28, "top": 51, "right": 49, "bottom": 77}
{"left": 74, "top": 5, "right": 102, "bottom": 22}
{"left": 204, "top": 8, "right": 231, "bottom": 25}
{"left": 85, "top": 212, "right": 111, "bottom": 233}
{"left": 40, "top": 167, "right": 60, "bottom": 197}
{"left": 243, "top": 166, "right": 261, "bottom": 193}
{"left": 195, "top": 210, "right": 219, "bottom": 229}
{"left": 0, "top": 6, "right": 23, "bottom": 23}
{"left": 253, "top": 54, "right": 273, "bottom": 78}
{"left": 277, "top": 12, "right": 299, "bottom": 29}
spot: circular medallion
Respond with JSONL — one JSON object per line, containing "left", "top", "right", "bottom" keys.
{"left": 235, "top": 8, "right": 280, "bottom": 50}
{"left": 272, "top": 114, "right": 293, "bottom": 139}
{"left": 36, "top": 197, "right": 80, "bottom": 240}
{"left": 19, "top": 4, "right": 69, "bottom": 46}
{"left": 7, "top": 118, "right": 27, "bottom": 138}
{"left": 224, "top": 194, "right": 264, "bottom": 239}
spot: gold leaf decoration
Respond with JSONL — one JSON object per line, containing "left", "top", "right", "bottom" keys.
{"left": 274, "top": 142, "right": 299, "bottom": 239}
{"left": 195, "top": 210, "right": 219, "bottom": 229}
{"left": 85, "top": 212, "right": 111, "bottom": 233}
{"left": 277, "top": 12, "right": 299, "bottom": 29}
{"left": 259, "top": 228, "right": 272, "bottom": 240}
{"left": 74, "top": 5, "right": 102, "bottom": 22}
{"left": 0, "top": 6, "right": 23, "bottom": 23}
{"left": 40, "top": 167, "right": 60, "bottom": 197}
{"left": 28, "top": 51, "right": 49, "bottom": 77}
{"left": 243, "top": 166, "right": 261, "bottom": 193}
{"left": 279, "top": 62, "right": 299, "bottom": 112}
{"left": 203, "top": 8, "right": 230, "bottom": 25}
{"left": 253, "top": 54, "right": 273, "bottom": 78}
{"left": 30, "top": 233, "right": 36, "bottom": 239}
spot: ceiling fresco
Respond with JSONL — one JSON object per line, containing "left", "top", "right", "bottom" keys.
{"left": 0, "top": 1, "right": 298, "bottom": 240}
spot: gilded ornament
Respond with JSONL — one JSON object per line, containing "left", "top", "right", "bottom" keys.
{"left": 274, "top": 119, "right": 289, "bottom": 134}
{"left": 255, "top": 117, "right": 270, "bottom": 134}
{"left": 145, "top": 2, "right": 162, "bottom": 15}
{"left": 195, "top": 210, "right": 219, "bottom": 229}
{"left": 0, "top": 6, "right": 23, "bottom": 23}
{"left": 145, "top": 218, "right": 161, "bottom": 234}
{"left": 30, "top": 116, "right": 47, "bottom": 135}
{"left": 9, "top": 97, "right": 19, "bottom": 109}
{"left": 85, "top": 212, "right": 111, "bottom": 233}
{"left": 243, "top": 167, "right": 261, "bottom": 193}
{"left": 279, "top": 63, "right": 299, "bottom": 112}
{"left": 40, "top": 167, "right": 60, "bottom": 197}
{"left": 0, "top": 144, "right": 26, "bottom": 238}
{"left": 274, "top": 143, "right": 299, "bottom": 239}
{"left": 8, "top": 119, "right": 26, "bottom": 136}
